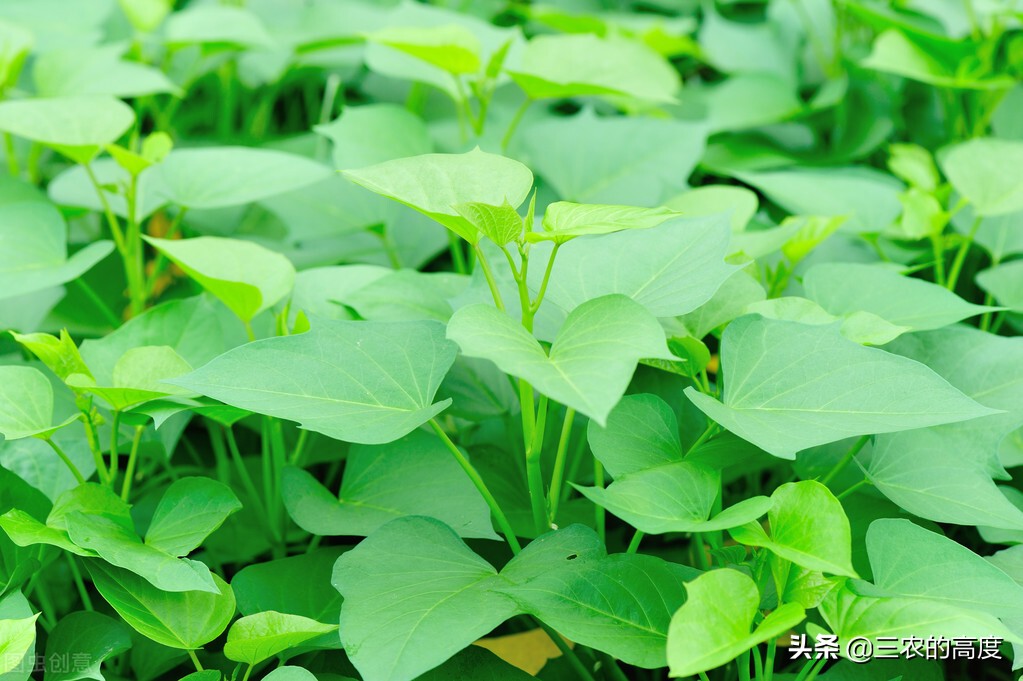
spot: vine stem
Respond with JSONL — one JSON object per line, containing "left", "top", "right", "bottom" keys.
{"left": 526, "top": 395, "right": 549, "bottom": 535}
{"left": 946, "top": 215, "right": 981, "bottom": 291}
{"left": 531, "top": 619, "right": 596, "bottom": 681}
{"left": 120, "top": 426, "right": 145, "bottom": 501}
{"left": 430, "top": 419, "right": 521, "bottom": 554}
{"left": 44, "top": 437, "right": 85, "bottom": 484}
{"left": 547, "top": 408, "right": 575, "bottom": 524}
{"left": 501, "top": 98, "right": 533, "bottom": 152}
{"left": 472, "top": 244, "right": 506, "bottom": 311}
{"left": 820, "top": 435, "right": 870, "bottom": 486}
{"left": 626, "top": 529, "right": 644, "bottom": 554}
{"left": 186, "top": 650, "right": 203, "bottom": 672}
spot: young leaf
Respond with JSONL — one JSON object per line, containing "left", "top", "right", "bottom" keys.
{"left": 171, "top": 319, "right": 457, "bottom": 445}
{"left": 164, "top": 5, "right": 273, "bottom": 48}
{"left": 43, "top": 611, "right": 132, "bottom": 681}
{"left": 281, "top": 431, "right": 497, "bottom": 539}
{"left": 746, "top": 297, "right": 909, "bottom": 346}
{"left": 143, "top": 237, "right": 295, "bottom": 323}
{"left": 729, "top": 481, "right": 858, "bottom": 578}
{"left": 144, "top": 478, "right": 242, "bottom": 557}
{"left": 507, "top": 34, "right": 680, "bottom": 104}
{"left": 0, "top": 614, "right": 39, "bottom": 675}
{"left": 804, "top": 263, "right": 999, "bottom": 331}
{"left": 343, "top": 148, "right": 534, "bottom": 243}
{"left": 577, "top": 462, "right": 772, "bottom": 534}
{"left": 453, "top": 201, "right": 524, "bottom": 247}
{"left": 231, "top": 549, "right": 343, "bottom": 623}
{"left": 447, "top": 294, "right": 674, "bottom": 425}
{"left": 685, "top": 316, "right": 998, "bottom": 458}
{"left": 88, "top": 562, "right": 235, "bottom": 650}
{"left": 10, "top": 330, "right": 93, "bottom": 382}
{"left": 332, "top": 517, "right": 518, "bottom": 681}
{"left": 940, "top": 138, "right": 1023, "bottom": 217}
{"left": 0, "top": 96, "right": 135, "bottom": 163}
{"left": 66, "top": 513, "right": 220, "bottom": 593}
{"left": 223, "top": 612, "right": 337, "bottom": 665}
{"left": 0, "top": 366, "right": 79, "bottom": 440}
{"left": 530, "top": 202, "right": 679, "bottom": 243}
{"left": 153, "top": 148, "right": 332, "bottom": 210}
{"left": 367, "top": 25, "right": 481, "bottom": 75}
{"left": 666, "top": 569, "right": 805, "bottom": 677}
{"left": 33, "top": 44, "right": 178, "bottom": 99}
{"left": 67, "top": 346, "right": 194, "bottom": 411}
{"left": 314, "top": 104, "right": 431, "bottom": 170}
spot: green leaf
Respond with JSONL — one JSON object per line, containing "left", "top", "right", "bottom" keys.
{"left": 666, "top": 569, "right": 805, "bottom": 678}
{"left": 577, "top": 463, "right": 772, "bottom": 534}
{"left": 851, "top": 519, "right": 1023, "bottom": 619}
{"left": 154, "top": 148, "right": 331, "bottom": 210}
{"left": 231, "top": 549, "right": 343, "bottom": 622}
{"left": 0, "top": 198, "right": 114, "bottom": 301}
{"left": 663, "top": 185, "right": 759, "bottom": 232}
{"left": 520, "top": 109, "right": 705, "bottom": 206}
{"left": 940, "top": 138, "right": 1023, "bottom": 217}
{"left": 530, "top": 202, "right": 678, "bottom": 244}
{"left": 87, "top": 562, "right": 235, "bottom": 650}
{"left": 332, "top": 517, "right": 518, "bottom": 681}
{"left": 862, "top": 29, "right": 1012, "bottom": 90}
{"left": 804, "top": 263, "right": 998, "bottom": 331}
{"left": 736, "top": 167, "right": 903, "bottom": 234}
{"left": 144, "top": 478, "right": 242, "bottom": 557}
{"left": 453, "top": 201, "right": 524, "bottom": 247}
{"left": 678, "top": 270, "right": 766, "bottom": 339}
{"left": 67, "top": 513, "right": 220, "bottom": 593}
{"left": 0, "top": 366, "right": 79, "bottom": 440}
{"left": 507, "top": 34, "right": 679, "bottom": 104}
{"left": 43, "top": 611, "right": 131, "bottom": 681}
{"left": 500, "top": 551, "right": 692, "bottom": 668}
{"left": 224, "top": 612, "right": 337, "bottom": 665}
{"left": 977, "top": 259, "right": 1023, "bottom": 311}
{"left": 10, "top": 330, "right": 93, "bottom": 383}
{"left": 0, "top": 614, "right": 38, "bottom": 676}
{"left": 0, "top": 96, "right": 135, "bottom": 163}
{"left": 314, "top": 104, "right": 431, "bottom": 171}
{"left": 533, "top": 215, "right": 737, "bottom": 319}
{"left": 819, "top": 583, "right": 1021, "bottom": 651}
{"left": 164, "top": 5, "right": 273, "bottom": 48}
{"left": 143, "top": 237, "right": 295, "bottom": 323}
{"left": 888, "top": 143, "right": 939, "bottom": 192}
{"left": 343, "top": 148, "right": 534, "bottom": 243}
{"left": 447, "top": 295, "right": 673, "bottom": 425}
{"left": 118, "top": 0, "right": 172, "bottom": 32}
{"left": 33, "top": 44, "right": 178, "bottom": 98}
{"left": 416, "top": 647, "right": 536, "bottom": 681}
{"left": 746, "top": 297, "right": 910, "bottom": 346}
{"left": 67, "top": 346, "right": 194, "bottom": 411}
{"left": 685, "top": 316, "right": 997, "bottom": 458}
{"left": 0, "top": 21, "right": 31, "bottom": 90}
{"left": 587, "top": 394, "right": 682, "bottom": 477}
{"left": 367, "top": 25, "right": 481, "bottom": 74}
{"left": 281, "top": 430, "right": 497, "bottom": 539}
{"left": 729, "top": 481, "right": 857, "bottom": 577}
{"left": 172, "top": 319, "right": 456, "bottom": 445}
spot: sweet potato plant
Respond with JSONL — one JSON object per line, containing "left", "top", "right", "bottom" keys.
{"left": 0, "top": 1, "right": 1023, "bottom": 680}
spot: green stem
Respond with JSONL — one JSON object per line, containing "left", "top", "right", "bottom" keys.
{"left": 242, "top": 664, "right": 253, "bottom": 681}
{"left": 501, "top": 98, "right": 532, "bottom": 152}
{"left": 820, "top": 435, "right": 870, "bottom": 486}
{"left": 472, "top": 244, "right": 506, "bottom": 311}
{"left": 547, "top": 408, "right": 575, "bottom": 524}
{"left": 44, "top": 438, "right": 86, "bottom": 485}
{"left": 532, "top": 619, "right": 596, "bottom": 681}
{"left": 66, "top": 554, "right": 93, "bottom": 610}
{"left": 74, "top": 279, "right": 121, "bottom": 328}
{"left": 836, "top": 477, "right": 872, "bottom": 500}
{"left": 530, "top": 243, "right": 560, "bottom": 314}
{"left": 244, "top": 320, "right": 257, "bottom": 342}
{"left": 83, "top": 163, "right": 126, "bottom": 254}
{"left": 594, "top": 460, "right": 605, "bottom": 545}
{"left": 626, "top": 529, "right": 644, "bottom": 554}
{"left": 448, "top": 232, "right": 468, "bottom": 274}
{"left": 601, "top": 653, "right": 630, "bottom": 681}
{"left": 120, "top": 426, "right": 145, "bottom": 501}
{"left": 692, "top": 533, "right": 710, "bottom": 570}
{"left": 739, "top": 649, "right": 751, "bottom": 681}
{"left": 526, "top": 395, "right": 549, "bottom": 535}
{"left": 980, "top": 290, "right": 997, "bottom": 331}
{"left": 699, "top": 673, "right": 712, "bottom": 681}
{"left": 930, "top": 233, "right": 947, "bottom": 286}
{"left": 108, "top": 410, "right": 121, "bottom": 485}
{"left": 186, "top": 650, "right": 203, "bottom": 672}
{"left": 79, "top": 402, "right": 111, "bottom": 485}
{"left": 4, "top": 132, "right": 18, "bottom": 177}
{"left": 290, "top": 429, "right": 310, "bottom": 466}
{"left": 946, "top": 216, "right": 981, "bottom": 291}
{"left": 223, "top": 424, "right": 269, "bottom": 525}
{"left": 144, "top": 208, "right": 188, "bottom": 297}
{"left": 686, "top": 422, "right": 716, "bottom": 456}
{"left": 430, "top": 419, "right": 521, "bottom": 554}
{"left": 765, "top": 638, "right": 777, "bottom": 681}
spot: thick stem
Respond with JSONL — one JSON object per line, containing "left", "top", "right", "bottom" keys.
{"left": 108, "top": 410, "right": 121, "bottom": 485}
{"left": 930, "top": 234, "right": 947, "bottom": 286}
{"left": 526, "top": 395, "right": 549, "bottom": 535}
{"left": 186, "top": 650, "right": 203, "bottom": 672}
{"left": 430, "top": 419, "right": 521, "bottom": 553}
{"left": 594, "top": 460, "right": 605, "bottom": 544}
{"left": 946, "top": 216, "right": 981, "bottom": 291}
{"left": 626, "top": 529, "right": 644, "bottom": 554}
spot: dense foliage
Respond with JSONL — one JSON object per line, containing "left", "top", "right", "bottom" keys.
{"left": 0, "top": 0, "right": 1022, "bottom": 680}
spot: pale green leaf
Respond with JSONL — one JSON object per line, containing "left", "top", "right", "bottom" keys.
{"left": 144, "top": 478, "right": 242, "bottom": 557}
{"left": 0, "top": 366, "right": 78, "bottom": 440}
{"left": 224, "top": 612, "right": 337, "bottom": 665}
{"left": 367, "top": 25, "right": 480, "bottom": 74}
{"left": 447, "top": 295, "right": 674, "bottom": 425}
{"left": 0, "top": 96, "right": 135, "bottom": 163}
{"left": 0, "top": 615, "right": 38, "bottom": 676}
{"left": 940, "top": 138, "right": 1023, "bottom": 217}
{"left": 531, "top": 202, "right": 678, "bottom": 243}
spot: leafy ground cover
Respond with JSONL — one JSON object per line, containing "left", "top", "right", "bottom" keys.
{"left": 1, "top": 0, "right": 1023, "bottom": 680}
